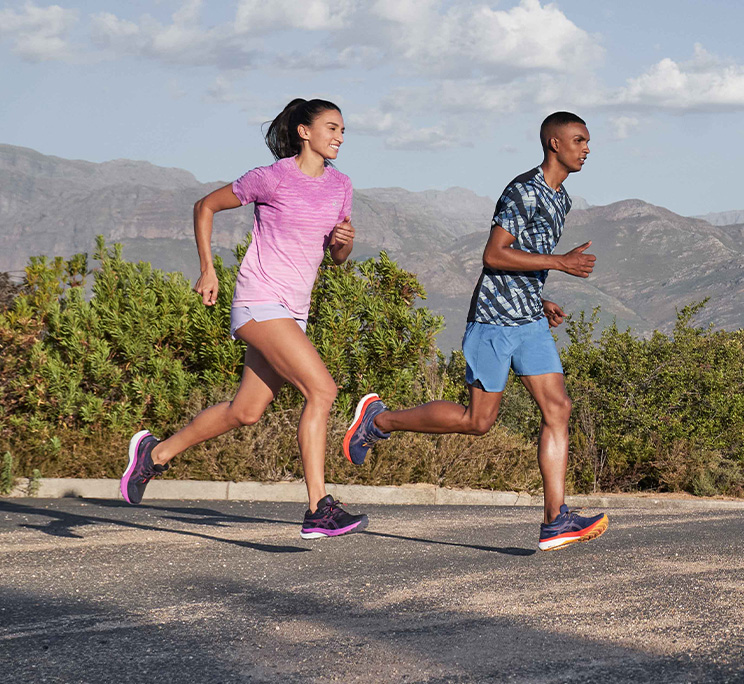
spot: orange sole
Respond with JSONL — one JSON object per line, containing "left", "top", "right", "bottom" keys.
{"left": 541, "top": 515, "right": 609, "bottom": 552}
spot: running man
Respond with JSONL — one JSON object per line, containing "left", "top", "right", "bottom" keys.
{"left": 121, "top": 98, "right": 368, "bottom": 539}
{"left": 344, "top": 111, "right": 608, "bottom": 551}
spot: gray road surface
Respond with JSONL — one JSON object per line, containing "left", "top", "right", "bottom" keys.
{"left": 0, "top": 499, "right": 742, "bottom": 683}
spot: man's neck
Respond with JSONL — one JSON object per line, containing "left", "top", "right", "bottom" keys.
{"left": 540, "top": 159, "right": 569, "bottom": 191}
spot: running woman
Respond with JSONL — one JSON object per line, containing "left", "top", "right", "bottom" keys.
{"left": 121, "top": 98, "right": 368, "bottom": 539}
{"left": 344, "top": 112, "right": 608, "bottom": 551}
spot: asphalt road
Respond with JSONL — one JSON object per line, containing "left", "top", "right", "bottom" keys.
{"left": 0, "top": 499, "right": 742, "bottom": 684}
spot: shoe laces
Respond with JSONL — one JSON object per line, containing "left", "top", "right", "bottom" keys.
{"left": 325, "top": 498, "right": 345, "bottom": 513}
{"left": 139, "top": 461, "right": 168, "bottom": 484}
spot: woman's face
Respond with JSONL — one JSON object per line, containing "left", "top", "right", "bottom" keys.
{"left": 299, "top": 109, "right": 345, "bottom": 160}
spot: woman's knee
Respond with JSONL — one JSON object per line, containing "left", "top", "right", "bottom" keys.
{"left": 304, "top": 379, "right": 338, "bottom": 411}
{"left": 228, "top": 403, "right": 265, "bottom": 427}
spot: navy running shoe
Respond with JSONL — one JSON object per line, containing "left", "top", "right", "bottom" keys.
{"left": 538, "top": 504, "right": 609, "bottom": 551}
{"left": 121, "top": 430, "right": 169, "bottom": 504}
{"left": 343, "top": 393, "right": 390, "bottom": 465}
{"left": 300, "top": 496, "right": 368, "bottom": 539}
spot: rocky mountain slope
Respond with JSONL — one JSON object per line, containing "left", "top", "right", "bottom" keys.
{"left": 3, "top": 144, "right": 742, "bottom": 351}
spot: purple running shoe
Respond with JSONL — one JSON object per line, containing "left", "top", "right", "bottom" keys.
{"left": 343, "top": 393, "right": 390, "bottom": 465}
{"left": 121, "top": 430, "right": 169, "bottom": 504}
{"left": 300, "top": 496, "right": 368, "bottom": 539}
{"left": 538, "top": 504, "right": 609, "bottom": 551}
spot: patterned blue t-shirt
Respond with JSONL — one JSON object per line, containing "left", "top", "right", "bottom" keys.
{"left": 467, "top": 166, "right": 572, "bottom": 326}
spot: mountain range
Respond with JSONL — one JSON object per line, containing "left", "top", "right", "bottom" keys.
{"left": 2, "top": 143, "right": 743, "bottom": 352}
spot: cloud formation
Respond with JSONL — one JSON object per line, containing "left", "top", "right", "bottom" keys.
{"left": 348, "top": 108, "right": 465, "bottom": 150}
{"left": 609, "top": 116, "right": 640, "bottom": 140}
{"left": 90, "top": 0, "right": 258, "bottom": 68}
{"left": 0, "top": 2, "right": 78, "bottom": 61}
{"left": 613, "top": 44, "right": 744, "bottom": 112}
{"left": 363, "top": 0, "right": 602, "bottom": 77}
{"left": 235, "top": 0, "right": 352, "bottom": 32}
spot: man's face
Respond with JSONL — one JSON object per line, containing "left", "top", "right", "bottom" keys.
{"left": 553, "top": 123, "right": 590, "bottom": 173}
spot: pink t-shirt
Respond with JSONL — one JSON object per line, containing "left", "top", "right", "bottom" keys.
{"left": 231, "top": 156, "right": 353, "bottom": 319}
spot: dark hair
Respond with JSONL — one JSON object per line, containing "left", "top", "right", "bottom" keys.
{"left": 540, "top": 111, "right": 586, "bottom": 153}
{"left": 264, "top": 98, "right": 341, "bottom": 161}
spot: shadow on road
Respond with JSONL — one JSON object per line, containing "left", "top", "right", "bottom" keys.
{"left": 362, "top": 529, "right": 536, "bottom": 556}
{"left": 1, "top": 499, "right": 538, "bottom": 556}
{"left": 0, "top": 499, "right": 308, "bottom": 554}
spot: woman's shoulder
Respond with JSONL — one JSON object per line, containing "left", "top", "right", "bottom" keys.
{"left": 326, "top": 165, "right": 352, "bottom": 187}
{"left": 237, "top": 157, "right": 294, "bottom": 184}
{"left": 260, "top": 156, "right": 295, "bottom": 176}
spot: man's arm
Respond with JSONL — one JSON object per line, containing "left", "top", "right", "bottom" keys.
{"left": 542, "top": 299, "right": 566, "bottom": 327}
{"left": 482, "top": 225, "right": 595, "bottom": 277}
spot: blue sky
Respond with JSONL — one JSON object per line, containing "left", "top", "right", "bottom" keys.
{"left": 2, "top": 0, "right": 744, "bottom": 215}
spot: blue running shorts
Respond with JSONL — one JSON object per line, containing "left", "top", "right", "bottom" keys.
{"left": 462, "top": 317, "right": 563, "bottom": 393}
{"left": 230, "top": 303, "right": 307, "bottom": 340}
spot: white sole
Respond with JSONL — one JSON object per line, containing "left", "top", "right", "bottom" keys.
{"left": 121, "top": 430, "right": 150, "bottom": 502}
{"left": 299, "top": 532, "right": 328, "bottom": 540}
{"left": 348, "top": 393, "right": 379, "bottom": 431}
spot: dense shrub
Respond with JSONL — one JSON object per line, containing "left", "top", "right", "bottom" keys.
{"left": 0, "top": 237, "right": 457, "bottom": 479}
{"left": 562, "top": 304, "right": 744, "bottom": 495}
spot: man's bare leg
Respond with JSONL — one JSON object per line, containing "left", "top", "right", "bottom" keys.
{"left": 374, "top": 385, "right": 503, "bottom": 436}
{"left": 518, "top": 373, "right": 572, "bottom": 524}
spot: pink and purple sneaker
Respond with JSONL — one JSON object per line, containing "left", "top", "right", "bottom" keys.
{"left": 121, "top": 430, "right": 169, "bottom": 504}
{"left": 300, "top": 496, "right": 368, "bottom": 539}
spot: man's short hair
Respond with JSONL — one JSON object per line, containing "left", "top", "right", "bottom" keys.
{"left": 540, "top": 112, "right": 586, "bottom": 152}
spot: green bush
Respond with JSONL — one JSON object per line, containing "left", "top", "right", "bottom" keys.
{"left": 0, "top": 237, "right": 451, "bottom": 478}
{"left": 562, "top": 303, "right": 744, "bottom": 495}
{"left": 0, "top": 452, "right": 14, "bottom": 494}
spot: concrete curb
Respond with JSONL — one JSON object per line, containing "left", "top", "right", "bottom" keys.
{"left": 3, "top": 477, "right": 744, "bottom": 510}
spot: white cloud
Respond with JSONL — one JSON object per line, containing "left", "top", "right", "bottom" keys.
{"left": 613, "top": 44, "right": 744, "bottom": 112}
{"left": 273, "top": 45, "right": 380, "bottom": 71}
{"left": 348, "top": 109, "right": 396, "bottom": 134}
{"left": 0, "top": 2, "right": 78, "bottom": 61}
{"left": 364, "top": 0, "right": 603, "bottom": 78}
{"left": 90, "top": 1, "right": 258, "bottom": 68}
{"left": 348, "top": 108, "right": 465, "bottom": 150}
{"left": 386, "top": 124, "right": 465, "bottom": 151}
{"left": 235, "top": 0, "right": 353, "bottom": 32}
{"left": 610, "top": 116, "right": 640, "bottom": 140}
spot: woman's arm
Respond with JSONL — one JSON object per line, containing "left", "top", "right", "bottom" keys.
{"left": 329, "top": 216, "right": 354, "bottom": 265}
{"left": 193, "top": 184, "right": 242, "bottom": 306}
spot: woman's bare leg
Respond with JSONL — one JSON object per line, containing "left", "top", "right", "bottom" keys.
{"left": 151, "top": 343, "right": 284, "bottom": 463}
{"left": 153, "top": 318, "right": 336, "bottom": 511}
{"left": 232, "top": 319, "right": 338, "bottom": 511}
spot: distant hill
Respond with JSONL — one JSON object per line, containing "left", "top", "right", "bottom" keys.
{"left": 2, "top": 144, "right": 743, "bottom": 352}
{"left": 695, "top": 209, "right": 744, "bottom": 226}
